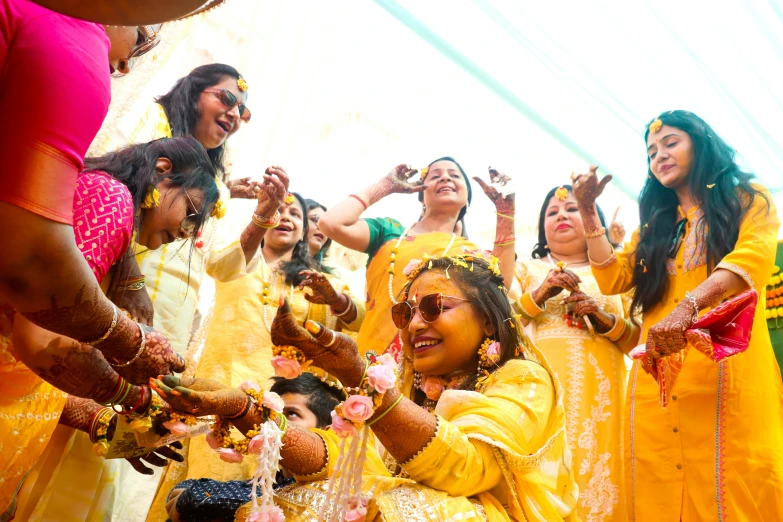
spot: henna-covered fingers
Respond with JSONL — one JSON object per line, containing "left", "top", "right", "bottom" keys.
{"left": 110, "top": 324, "right": 185, "bottom": 384}
{"left": 59, "top": 396, "right": 103, "bottom": 432}
{"left": 298, "top": 270, "right": 342, "bottom": 307}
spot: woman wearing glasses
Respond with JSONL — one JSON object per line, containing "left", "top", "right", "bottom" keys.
{"left": 0, "top": 137, "right": 219, "bottom": 521}
{"left": 573, "top": 110, "right": 783, "bottom": 521}
{"left": 514, "top": 184, "right": 637, "bottom": 522}
{"left": 154, "top": 253, "right": 579, "bottom": 521}
{"left": 100, "top": 63, "right": 289, "bottom": 357}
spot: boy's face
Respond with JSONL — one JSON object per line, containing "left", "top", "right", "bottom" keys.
{"left": 281, "top": 393, "right": 320, "bottom": 429}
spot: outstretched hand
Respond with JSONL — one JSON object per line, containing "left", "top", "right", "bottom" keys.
{"left": 378, "top": 164, "right": 426, "bottom": 196}
{"left": 270, "top": 296, "right": 364, "bottom": 387}
{"left": 298, "top": 270, "right": 344, "bottom": 308}
{"left": 473, "top": 167, "right": 515, "bottom": 214}
{"left": 571, "top": 165, "right": 612, "bottom": 210}
{"left": 254, "top": 166, "right": 290, "bottom": 218}
{"left": 149, "top": 376, "right": 247, "bottom": 418}
{"left": 227, "top": 177, "right": 263, "bottom": 199}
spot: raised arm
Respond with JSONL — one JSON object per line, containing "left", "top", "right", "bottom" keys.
{"left": 318, "top": 164, "right": 425, "bottom": 252}
{"left": 474, "top": 167, "right": 516, "bottom": 288}
{"left": 238, "top": 166, "right": 289, "bottom": 265}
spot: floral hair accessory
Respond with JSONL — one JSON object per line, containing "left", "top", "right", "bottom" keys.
{"left": 420, "top": 166, "right": 429, "bottom": 178}
{"left": 141, "top": 187, "right": 161, "bottom": 209}
{"left": 271, "top": 345, "right": 312, "bottom": 379}
{"left": 284, "top": 193, "right": 295, "bottom": 205}
{"left": 404, "top": 251, "right": 503, "bottom": 284}
{"left": 211, "top": 199, "right": 226, "bottom": 219}
{"left": 237, "top": 78, "right": 249, "bottom": 92}
{"left": 554, "top": 186, "right": 569, "bottom": 201}
{"left": 649, "top": 118, "right": 663, "bottom": 134}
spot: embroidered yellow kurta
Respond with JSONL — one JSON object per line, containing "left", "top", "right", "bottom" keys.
{"left": 145, "top": 255, "right": 362, "bottom": 522}
{"left": 236, "top": 358, "right": 578, "bottom": 522}
{"left": 516, "top": 258, "right": 628, "bottom": 522}
{"left": 592, "top": 187, "right": 783, "bottom": 521}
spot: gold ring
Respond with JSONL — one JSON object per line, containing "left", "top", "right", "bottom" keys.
{"left": 324, "top": 331, "right": 336, "bottom": 347}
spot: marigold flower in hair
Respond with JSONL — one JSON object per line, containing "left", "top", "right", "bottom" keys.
{"left": 211, "top": 199, "right": 226, "bottom": 219}
{"left": 649, "top": 118, "right": 663, "bottom": 134}
{"left": 237, "top": 78, "right": 249, "bottom": 92}
{"left": 554, "top": 186, "right": 569, "bottom": 201}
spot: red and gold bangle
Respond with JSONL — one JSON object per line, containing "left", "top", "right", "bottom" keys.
{"left": 116, "top": 276, "right": 145, "bottom": 292}
{"left": 114, "top": 385, "right": 148, "bottom": 415}
{"left": 251, "top": 210, "right": 281, "bottom": 229}
{"left": 349, "top": 194, "right": 368, "bottom": 210}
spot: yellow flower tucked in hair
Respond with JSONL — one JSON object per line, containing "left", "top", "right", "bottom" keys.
{"left": 420, "top": 166, "right": 429, "bottom": 178}
{"left": 649, "top": 118, "right": 663, "bottom": 134}
{"left": 211, "top": 199, "right": 226, "bottom": 219}
{"left": 237, "top": 78, "right": 249, "bottom": 92}
{"left": 554, "top": 186, "right": 568, "bottom": 201}
{"left": 284, "top": 193, "right": 295, "bottom": 205}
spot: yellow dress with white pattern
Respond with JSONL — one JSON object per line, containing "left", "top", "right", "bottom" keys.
{"left": 515, "top": 258, "right": 628, "bottom": 522}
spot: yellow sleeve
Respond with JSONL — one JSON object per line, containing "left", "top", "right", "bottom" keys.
{"left": 292, "top": 428, "right": 391, "bottom": 483}
{"left": 403, "top": 360, "right": 555, "bottom": 498}
{"left": 715, "top": 186, "right": 779, "bottom": 292}
{"left": 205, "top": 240, "right": 258, "bottom": 282}
{"left": 591, "top": 227, "right": 640, "bottom": 296}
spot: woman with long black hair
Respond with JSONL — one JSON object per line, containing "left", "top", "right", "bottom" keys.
{"left": 573, "top": 110, "right": 783, "bottom": 521}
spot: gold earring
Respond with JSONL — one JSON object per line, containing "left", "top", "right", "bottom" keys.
{"left": 141, "top": 187, "right": 161, "bottom": 209}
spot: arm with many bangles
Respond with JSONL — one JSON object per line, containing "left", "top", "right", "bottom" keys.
{"left": 474, "top": 168, "right": 516, "bottom": 289}
{"left": 237, "top": 166, "right": 290, "bottom": 265}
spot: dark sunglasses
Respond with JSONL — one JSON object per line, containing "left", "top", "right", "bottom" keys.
{"left": 203, "top": 88, "right": 251, "bottom": 123}
{"left": 669, "top": 219, "right": 687, "bottom": 258}
{"left": 390, "top": 293, "right": 470, "bottom": 330}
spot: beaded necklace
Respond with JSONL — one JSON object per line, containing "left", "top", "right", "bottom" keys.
{"left": 260, "top": 254, "right": 295, "bottom": 333}
{"left": 387, "top": 224, "right": 457, "bottom": 304}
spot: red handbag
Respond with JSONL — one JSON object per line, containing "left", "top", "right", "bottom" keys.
{"left": 631, "top": 290, "right": 758, "bottom": 406}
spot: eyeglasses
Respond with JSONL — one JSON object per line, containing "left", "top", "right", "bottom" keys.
{"left": 390, "top": 293, "right": 470, "bottom": 330}
{"left": 180, "top": 190, "right": 201, "bottom": 237}
{"left": 203, "top": 88, "right": 252, "bottom": 123}
{"left": 128, "top": 25, "right": 161, "bottom": 68}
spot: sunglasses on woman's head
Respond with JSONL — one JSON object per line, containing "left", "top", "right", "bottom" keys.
{"left": 390, "top": 293, "right": 470, "bottom": 330}
{"left": 203, "top": 88, "right": 251, "bottom": 123}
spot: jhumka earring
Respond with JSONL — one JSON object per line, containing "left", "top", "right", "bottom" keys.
{"left": 477, "top": 337, "right": 501, "bottom": 377}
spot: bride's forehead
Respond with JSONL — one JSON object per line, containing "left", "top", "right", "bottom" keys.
{"left": 408, "top": 270, "right": 464, "bottom": 298}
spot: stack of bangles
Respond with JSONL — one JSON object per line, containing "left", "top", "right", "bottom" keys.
{"left": 109, "top": 322, "right": 146, "bottom": 368}
{"left": 99, "top": 374, "right": 134, "bottom": 407}
{"left": 333, "top": 295, "right": 355, "bottom": 318}
{"left": 584, "top": 226, "right": 606, "bottom": 239}
{"left": 89, "top": 406, "right": 116, "bottom": 455}
{"left": 251, "top": 210, "right": 281, "bottom": 229}
{"left": 116, "top": 275, "right": 145, "bottom": 292}
{"left": 600, "top": 315, "right": 638, "bottom": 346}
{"left": 513, "top": 292, "right": 545, "bottom": 322}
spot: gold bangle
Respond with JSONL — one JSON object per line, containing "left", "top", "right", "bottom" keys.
{"left": 110, "top": 323, "right": 146, "bottom": 368}
{"left": 495, "top": 212, "right": 515, "bottom": 221}
{"left": 117, "top": 280, "right": 146, "bottom": 291}
{"left": 584, "top": 227, "right": 607, "bottom": 239}
{"left": 85, "top": 305, "right": 119, "bottom": 346}
{"left": 368, "top": 394, "right": 404, "bottom": 426}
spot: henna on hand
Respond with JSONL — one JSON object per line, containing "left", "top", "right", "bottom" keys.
{"left": 564, "top": 291, "right": 615, "bottom": 333}
{"left": 279, "top": 423, "right": 329, "bottom": 476}
{"left": 298, "top": 270, "right": 342, "bottom": 308}
{"left": 608, "top": 207, "right": 625, "bottom": 245}
{"left": 59, "top": 395, "right": 103, "bottom": 432}
{"left": 472, "top": 168, "right": 515, "bottom": 214}
{"left": 531, "top": 269, "right": 582, "bottom": 306}
{"left": 227, "top": 177, "right": 263, "bottom": 200}
{"left": 363, "top": 164, "right": 425, "bottom": 206}
{"left": 255, "top": 166, "right": 290, "bottom": 218}
{"left": 150, "top": 376, "right": 246, "bottom": 417}
{"left": 270, "top": 297, "right": 364, "bottom": 387}
{"left": 571, "top": 165, "right": 612, "bottom": 211}
{"left": 22, "top": 285, "right": 116, "bottom": 344}
{"left": 369, "top": 389, "right": 438, "bottom": 464}
{"left": 108, "top": 323, "right": 186, "bottom": 385}
{"left": 110, "top": 257, "right": 154, "bottom": 326}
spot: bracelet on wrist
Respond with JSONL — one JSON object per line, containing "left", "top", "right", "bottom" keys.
{"left": 367, "top": 394, "right": 403, "bottom": 426}
{"left": 85, "top": 305, "right": 119, "bottom": 346}
{"left": 584, "top": 227, "right": 607, "bottom": 239}
{"left": 332, "top": 295, "right": 354, "bottom": 318}
{"left": 116, "top": 275, "right": 146, "bottom": 292}
{"left": 349, "top": 194, "right": 368, "bottom": 210}
{"left": 109, "top": 322, "right": 146, "bottom": 368}
{"left": 113, "top": 385, "right": 148, "bottom": 415}
{"left": 252, "top": 210, "right": 281, "bottom": 229}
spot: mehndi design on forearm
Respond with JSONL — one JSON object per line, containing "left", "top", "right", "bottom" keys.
{"left": 22, "top": 285, "right": 115, "bottom": 344}
{"left": 369, "top": 389, "right": 438, "bottom": 464}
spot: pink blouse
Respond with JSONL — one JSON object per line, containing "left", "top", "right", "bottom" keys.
{"left": 73, "top": 171, "right": 134, "bottom": 282}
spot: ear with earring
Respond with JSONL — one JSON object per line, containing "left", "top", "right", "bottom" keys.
{"left": 544, "top": 244, "right": 550, "bottom": 250}
{"left": 141, "top": 187, "right": 161, "bottom": 209}
{"left": 477, "top": 337, "right": 501, "bottom": 377}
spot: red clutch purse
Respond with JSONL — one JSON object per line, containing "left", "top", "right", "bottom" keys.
{"left": 631, "top": 290, "right": 757, "bottom": 406}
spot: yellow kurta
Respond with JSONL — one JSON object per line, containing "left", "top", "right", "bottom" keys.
{"left": 358, "top": 228, "right": 477, "bottom": 356}
{"left": 145, "top": 255, "right": 362, "bottom": 522}
{"left": 516, "top": 258, "right": 628, "bottom": 522}
{"left": 592, "top": 188, "right": 783, "bottom": 521}
{"left": 236, "top": 358, "right": 578, "bottom": 522}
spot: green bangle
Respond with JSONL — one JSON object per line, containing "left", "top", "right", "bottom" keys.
{"left": 279, "top": 414, "right": 289, "bottom": 438}
{"left": 368, "top": 394, "right": 404, "bottom": 426}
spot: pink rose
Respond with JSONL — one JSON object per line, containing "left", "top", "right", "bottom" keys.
{"left": 262, "top": 391, "right": 285, "bottom": 413}
{"left": 366, "top": 363, "right": 396, "bottom": 393}
{"left": 239, "top": 380, "right": 261, "bottom": 392}
{"left": 330, "top": 410, "right": 357, "bottom": 438}
{"left": 345, "top": 497, "right": 368, "bottom": 521}
{"left": 486, "top": 341, "right": 501, "bottom": 364}
{"left": 375, "top": 353, "right": 396, "bottom": 368}
{"left": 162, "top": 420, "right": 189, "bottom": 436}
{"left": 247, "top": 434, "right": 265, "bottom": 455}
{"left": 216, "top": 447, "right": 243, "bottom": 463}
{"left": 342, "top": 395, "right": 374, "bottom": 422}
{"left": 271, "top": 356, "right": 303, "bottom": 379}
{"left": 421, "top": 377, "right": 446, "bottom": 401}
{"left": 402, "top": 259, "right": 421, "bottom": 276}
{"left": 205, "top": 431, "right": 220, "bottom": 450}
{"left": 247, "top": 505, "right": 286, "bottom": 522}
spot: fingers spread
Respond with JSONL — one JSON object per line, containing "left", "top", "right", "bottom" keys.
{"left": 126, "top": 457, "right": 154, "bottom": 475}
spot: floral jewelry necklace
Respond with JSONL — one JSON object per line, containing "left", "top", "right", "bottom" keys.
{"left": 387, "top": 224, "right": 457, "bottom": 304}
{"left": 260, "top": 255, "right": 294, "bottom": 333}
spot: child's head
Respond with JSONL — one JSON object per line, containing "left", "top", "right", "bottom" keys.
{"left": 270, "top": 373, "right": 344, "bottom": 429}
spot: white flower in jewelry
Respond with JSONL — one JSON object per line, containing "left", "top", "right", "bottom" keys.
{"left": 247, "top": 504, "right": 285, "bottom": 522}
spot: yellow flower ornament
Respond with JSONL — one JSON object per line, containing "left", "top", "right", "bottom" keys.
{"left": 284, "top": 193, "right": 296, "bottom": 205}
{"left": 554, "top": 186, "right": 569, "bottom": 201}
{"left": 649, "top": 118, "right": 663, "bottom": 134}
{"left": 237, "top": 78, "right": 249, "bottom": 92}
{"left": 211, "top": 199, "right": 227, "bottom": 219}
